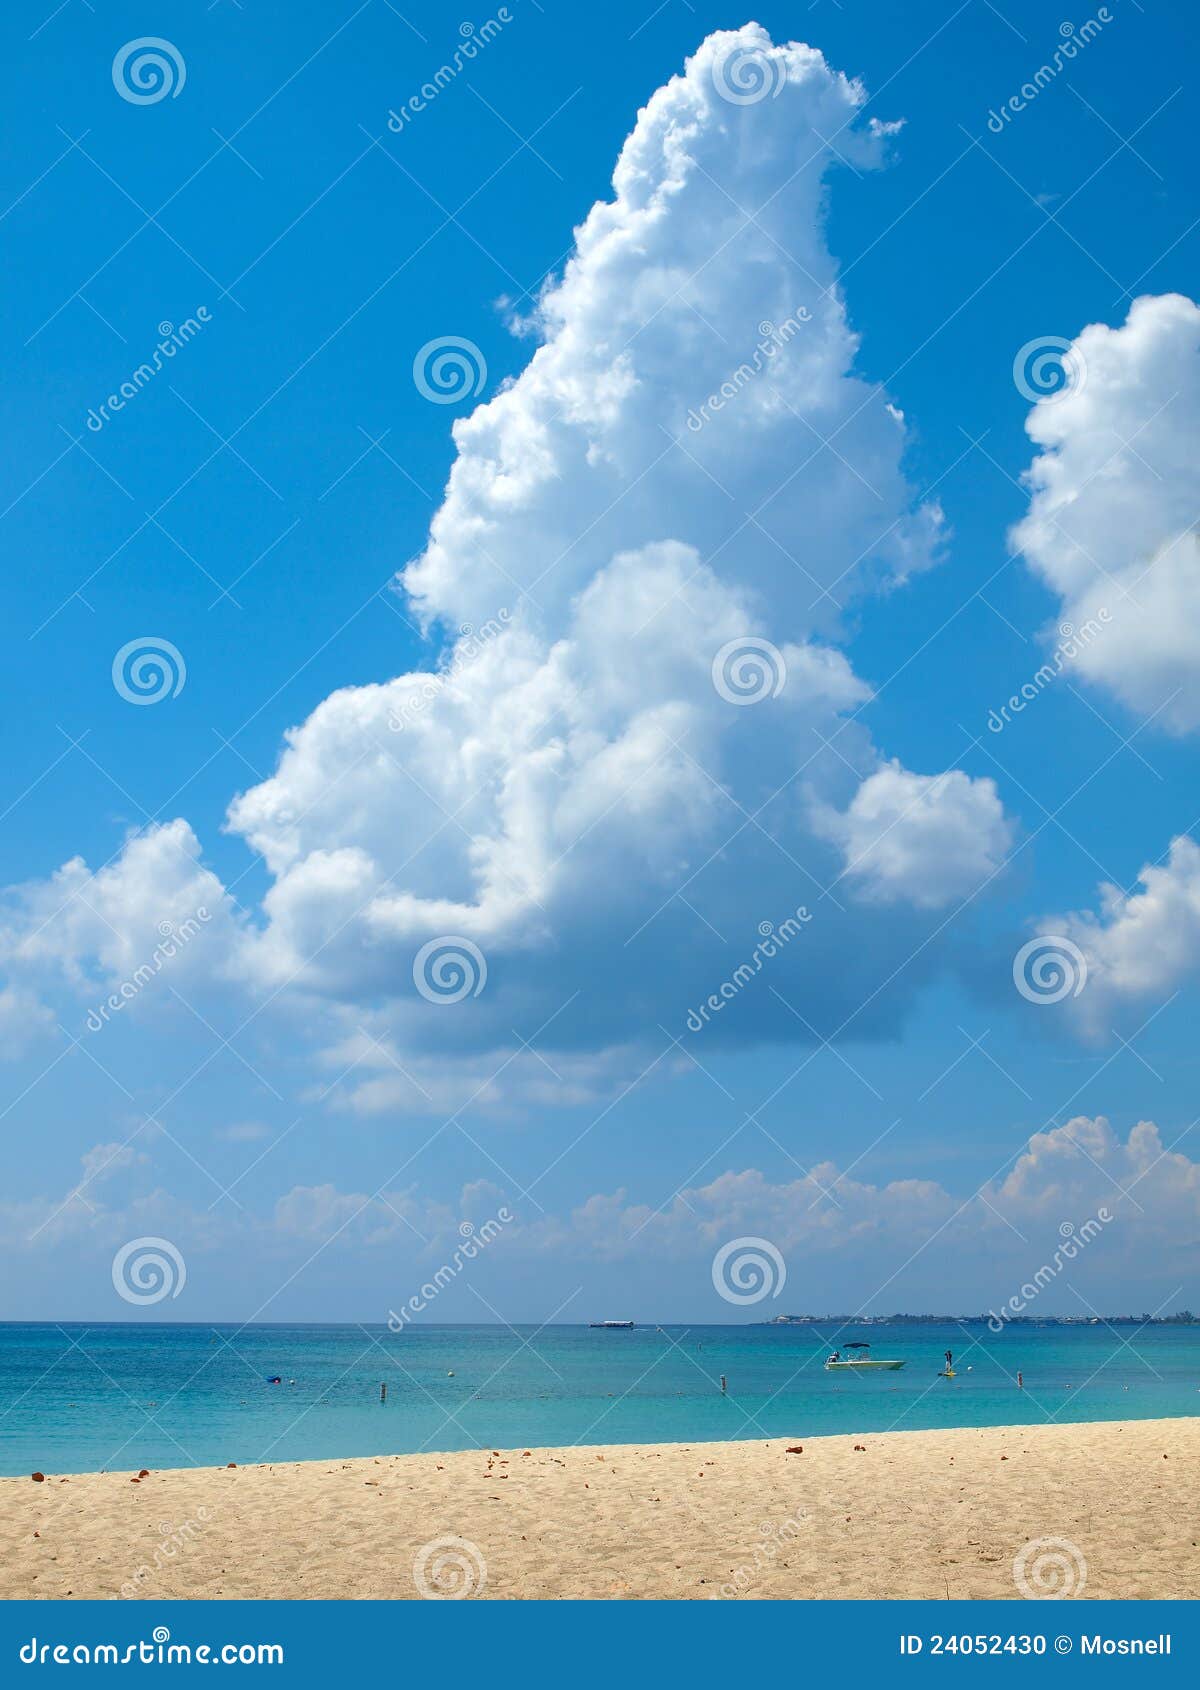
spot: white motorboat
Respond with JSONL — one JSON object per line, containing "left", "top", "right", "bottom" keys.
{"left": 824, "top": 1341, "right": 904, "bottom": 1371}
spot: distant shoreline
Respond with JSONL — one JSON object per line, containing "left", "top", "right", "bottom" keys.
{"left": 764, "top": 1311, "right": 1198, "bottom": 1326}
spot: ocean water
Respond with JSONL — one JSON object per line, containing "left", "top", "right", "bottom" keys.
{"left": 1, "top": 1321, "right": 1198, "bottom": 1477}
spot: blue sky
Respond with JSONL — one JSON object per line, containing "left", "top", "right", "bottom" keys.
{"left": 2, "top": 0, "right": 1199, "bottom": 1323}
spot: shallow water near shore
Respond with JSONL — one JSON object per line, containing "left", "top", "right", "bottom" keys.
{"left": 3, "top": 1320, "right": 1198, "bottom": 1476}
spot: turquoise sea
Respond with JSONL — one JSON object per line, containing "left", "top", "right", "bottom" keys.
{"left": 2, "top": 1322, "right": 1198, "bottom": 1477}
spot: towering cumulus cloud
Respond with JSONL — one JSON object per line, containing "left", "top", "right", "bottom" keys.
{"left": 3, "top": 27, "right": 1011, "bottom": 1099}
{"left": 399, "top": 29, "right": 937, "bottom": 632}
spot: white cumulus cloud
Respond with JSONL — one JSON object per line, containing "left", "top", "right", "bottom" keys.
{"left": 0, "top": 25, "right": 1011, "bottom": 1089}
{"left": 1035, "top": 835, "right": 1200, "bottom": 1034}
{"left": 217, "top": 25, "right": 1006, "bottom": 1071}
{"left": 0, "top": 820, "right": 239, "bottom": 1025}
{"left": 1012, "top": 292, "right": 1200, "bottom": 733}
{"left": 813, "top": 760, "right": 1014, "bottom": 909}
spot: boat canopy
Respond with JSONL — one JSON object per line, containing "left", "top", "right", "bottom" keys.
{"left": 843, "top": 1341, "right": 872, "bottom": 1349}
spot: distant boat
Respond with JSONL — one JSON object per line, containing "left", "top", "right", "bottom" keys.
{"left": 589, "top": 1319, "right": 635, "bottom": 1329}
{"left": 824, "top": 1341, "right": 904, "bottom": 1371}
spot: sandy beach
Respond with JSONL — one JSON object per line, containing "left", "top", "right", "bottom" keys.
{"left": 2, "top": 1417, "right": 1196, "bottom": 1601}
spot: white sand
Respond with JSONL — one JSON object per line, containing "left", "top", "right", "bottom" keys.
{"left": 2, "top": 1417, "right": 1196, "bottom": 1600}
